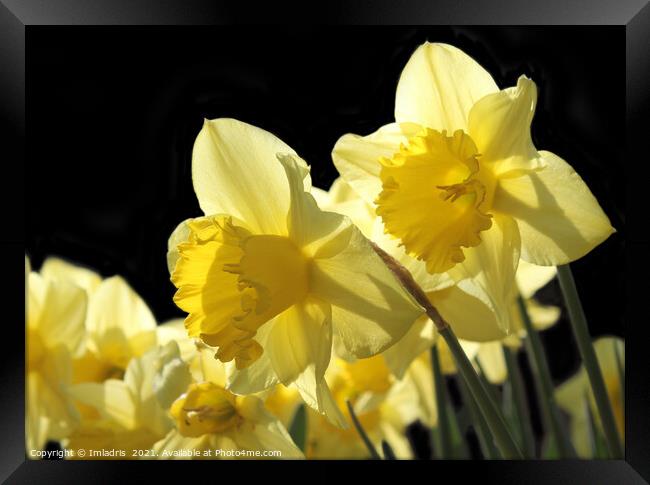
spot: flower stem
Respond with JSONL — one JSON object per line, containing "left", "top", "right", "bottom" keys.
{"left": 346, "top": 400, "right": 381, "bottom": 460}
{"left": 456, "top": 368, "right": 500, "bottom": 459}
{"left": 517, "top": 295, "right": 575, "bottom": 458}
{"left": 370, "top": 242, "right": 523, "bottom": 459}
{"left": 288, "top": 404, "right": 307, "bottom": 452}
{"left": 430, "top": 345, "right": 453, "bottom": 458}
{"left": 438, "top": 326, "right": 523, "bottom": 459}
{"left": 503, "top": 346, "right": 536, "bottom": 458}
{"left": 556, "top": 264, "right": 624, "bottom": 459}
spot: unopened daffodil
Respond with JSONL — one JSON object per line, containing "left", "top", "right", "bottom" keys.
{"left": 167, "top": 118, "right": 423, "bottom": 425}
{"left": 333, "top": 42, "right": 614, "bottom": 337}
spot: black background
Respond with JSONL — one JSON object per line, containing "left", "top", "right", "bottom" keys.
{"left": 25, "top": 26, "right": 624, "bottom": 457}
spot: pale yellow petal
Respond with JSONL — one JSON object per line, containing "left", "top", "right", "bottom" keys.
{"left": 429, "top": 286, "right": 506, "bottom": 342}
{"left": 526, "top": 300, "right": 561, "bottom": 332}
{"left": 166, "top": 218, "right": 193, "bottom": 275}
{"left": 370, "top": 217, "right": 454, "bottom": 293}
{"left": 156, "top": 318, "right": 198, "bottom": 364}
{"left": 192, "top": 118, "right": 302, "bottom": 235}
{"left": 516, "top": 259, "right": 556, "bottom": 299}
{"left": 477, "top": 342, "right": 507, "bottom": 384}
{"left": 40, "top": 257, "right": 102, "bottom": 294}
{"left": 226, "top": 322, "right": 279, "bottom": 395}
{"left": 309, "top": 221, "right": 423, "bottom": 358}
{"left": 468, "top": 75, "right": 544, "bottom": 175}
{"left": 267, "top": 298, "right": 332, "bottom": 387}
{"left": 446, "top": 214, "right": 521, "bottom": 336}
{"left": 28, "top": 272, "right": 87, "bottom": 354}
{"left": 382, "top": 316, "right": 436, "bottom": 379}
{"left": 493, "top": 150, "right": 615, "bottom": 265}
{"left": 87, "top": 276, "right": 157, "bottom": 368}
{"left": 332, "top": 122, "right": 422, "bottom": 204}
{"left": 395, "top": 42, "right": 499, "bottom": 131}
{"left": 69, "top": 380, "right": 136, "bottom": 429}
{"left": 233, "top": 396, "right": 304, "bottom": 458}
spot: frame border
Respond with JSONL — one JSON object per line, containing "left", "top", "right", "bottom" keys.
{"left": 3, "top": 0, "right": 648, "bottom": 482}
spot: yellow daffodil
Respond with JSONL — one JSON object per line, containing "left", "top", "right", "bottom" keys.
{"left": 333, "top": 42, "right": 614, "bottom": 338}
{"left": 39, "top": 257, "right": 158, "bottom": 384}
{"left": 153, "top": 345, "right": 303, "bottom": 459}
{"left": 64, "top": 342, "right": 183, "bottom": 458}
{"left": 306, "top": 355, "right": 424, "bottom": 459}
{"left": 314, "top": 176, "right": 562, "bottom": 388}
{"left": 26, "top": 257, "right": 86, "bottom": 452}
{"left": 555, "top": 337, "right": 624, "bottom": 458}
{"left": 167, "top": 118, "right": 423, "bottom": 425}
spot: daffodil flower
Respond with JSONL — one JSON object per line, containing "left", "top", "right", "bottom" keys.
{"left": 305, "top": 355, "right": 423, "bottom": 459}
{"left": 556, "top": 337, "right": 624, "bottom": 458}
{"left": 26, "top": 257, "right": 86, "bottom": 452}
{"left": 151, "top": 344, "right": 303, "bottom": 459}
{"left": 65, "top": 342, "right": 180, "bottom": 458}
{"left": 39, "top": 258, "right": 158, "bottom": 383}
{"left": 167, "top": 119, "right": 423, "bottom": 425}
{"left": 333, "top": 42, "right": 614, "bottom": 335}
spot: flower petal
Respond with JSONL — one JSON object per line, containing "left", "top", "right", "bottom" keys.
{"left": 429, "top": 286, "right": 506, "bottom": 342}
{"left": 193, "top": 118, "right": 304, "bottom": 235}
{"left": 395, "top": 42, "right": 499, "bottom": 131}
{"left": 267, "top": 298, "right": 332, "bottom": 387}
{"left": 309, "top": 222, "right": 423, "bottom": 358}
{"left": 87, "top": 276, "right": 157, "bottom": 368}
{"left": 28, "top": 272, "right": 87, "bottom": 355}
{"left": 40, "top": 257, "right": 102, "bottom": 294}
{"left": 166, "top": 218, "right": 193, "bottom": 275}
{"left": 447, "top": 214, "right": 521, "bottom": 336}
{"left": 515, "top": 259, "right": 556, "bottom": 299}
{"left": 332, "top": 122, "right": 422, "bottom": 204}
{"left": 469, "top": 76, "right": 544, "bottom": 175}
{"left": 493, "top": 150, "right": 615, "bottom": 265}
{"left": 477, "top": 342, "right": 507, "bottom": 384}
{"left": 226, "top": 323, "right": 279, "bottom": 395}
{"left": 382, "top": 316, "right": 435, "bottom": 379}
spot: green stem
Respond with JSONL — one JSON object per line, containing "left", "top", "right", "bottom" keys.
{"left": 557, "top": 264, "right": 624, "bottom": 459}
{"left": 369, "top": 242, "right": 522, "bottom": 459}
{"left": 381, "top": 440, "right": 397, "bottom": 460}
{"left": 346, "top": 400, "right": 381, "bottom": 460}
{"left": 456, "top": 370, "right": 500, "bottom": 459}
{"left": 518, "top": 296, "right": 575, "bottom": 458}
{"left": 288, "top": 404, "right": 307, "bottom": 452}
{"left": 430, "top": 345, "right": 453, "bottom": 458}
{"left": 439, "top": 326, "right": 523, "bottom": 459}
{"left": 503, "top": 346, "right": 536, "bottom": 458}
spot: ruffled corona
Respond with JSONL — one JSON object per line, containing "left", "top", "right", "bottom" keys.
{"left": 172, "top": 215, "right": 310, "bottom": 370}
{"left": 376, "top": 128, "right": 493, "bottom": 274}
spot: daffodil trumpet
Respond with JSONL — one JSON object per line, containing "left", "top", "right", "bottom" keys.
{"left": 557, "top": 265, "right": 624, "bottom": 459}
{"left": 371, "top": 243, "right": 523, "bottom": 459}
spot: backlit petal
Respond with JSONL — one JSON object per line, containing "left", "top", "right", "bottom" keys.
{"left": 193, "top": 118, "right": 304, "bottom": 235}
{"left": 332, "top": 122, "right": 423, "bottom": 204}
{"left": 395, "top": 42, "right": 499, "bottom": 131}
{"left": 493, "top": 150, "right": 615, "bottom": 265}
{"left": 468, "top": 76, "right": 544, "bottom": 175}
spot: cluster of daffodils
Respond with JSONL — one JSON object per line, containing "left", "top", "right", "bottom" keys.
{"left": 27, "top": 42, "right": 619, "bottom": 459}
